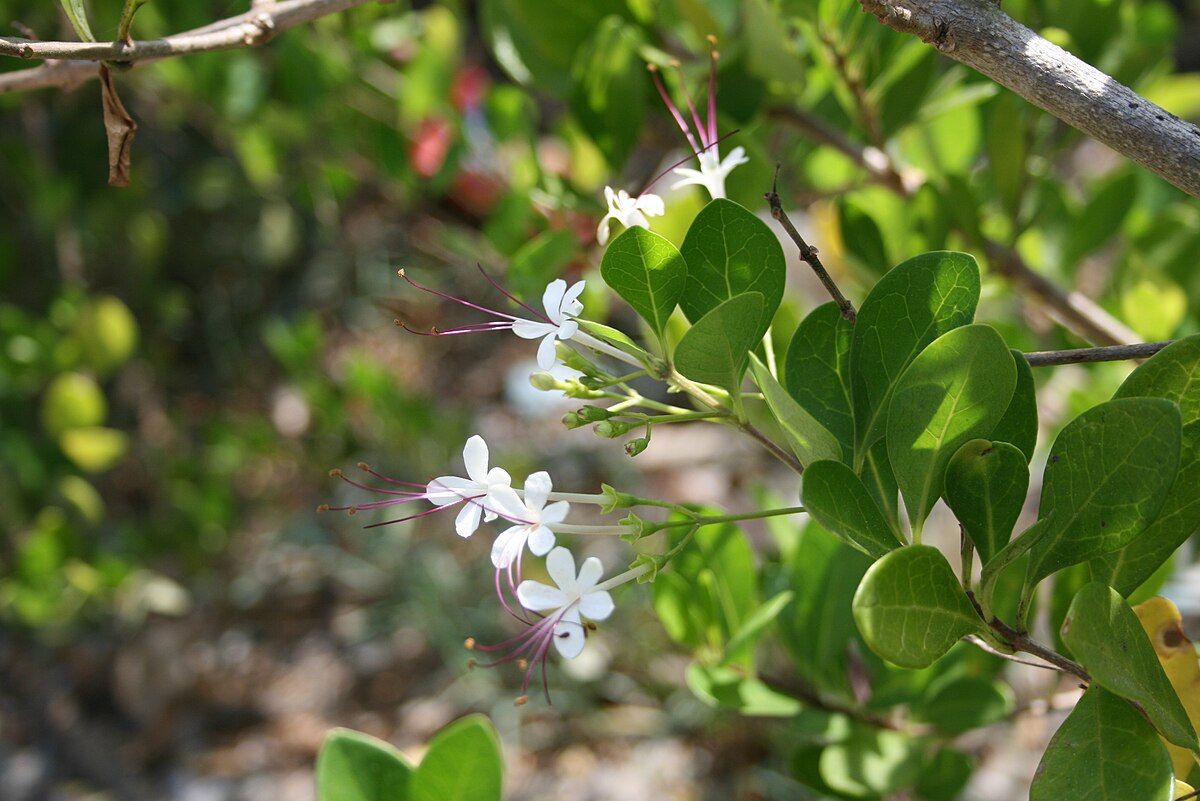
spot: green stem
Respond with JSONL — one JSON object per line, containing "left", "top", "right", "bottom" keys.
{"left": 656, "top": 506, "right": 807, "bottom": 528}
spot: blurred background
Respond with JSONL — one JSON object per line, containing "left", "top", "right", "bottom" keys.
{"left": 2, "top": 0, "right": 1199, "bottom": 798}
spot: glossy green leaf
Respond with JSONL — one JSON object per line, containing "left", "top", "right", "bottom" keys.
{"left": 411, "top": 715, "right": 504, "bottom": 801}
{"left": 1027, "top": 398, "right": 1181, "bottom": 586}
{"left": 784, "top": 301, "right": 854, "bottom": 457}
{"left": 569, "top": 17, "right": 644, "bottom": 166}
{"left": 861, "top": 438, "right": 901, "bottom": 532}
{"left": 679, "top": 199, "right": 785, "bottom": 342}
{"left": 1031, "top": 686, "right": 1174, "bottom": 801}
{"left": 887, "top": 324, "right": 1016, "bottom": 532}
{"left": 316, "top": 728, "right": 413, "bottom": 801}
{"left": 600, "top": 226, "right": 686, "bottom": 339}
{"left": 992, "top": 348, "right": 1038, "bottom": 461}
{"left": 749, "top": 356, "right": 842, "bottom": 466}
{"left": 918, "top": 675, "right": 1015, "bottom": 734}
{"left": 1060, "top": 582, "right": 1198, "bottom": 751}
{"left": 915, "top": 748, "right": 974, "bottom": 801}
{"left": 819, "top": 726, "right": 922, "bottom": 796}
{"left": 944, "top": 439, "right": 1029, "bottom": 564}
{"left": 59, "top": 0, "right": 96, "bottom": 42}
{"left": 673, "top": 292, "right": 764, "bottom": 395}
{"left": 801, "top": 460, "right": 901, "bottom": 559}
{"left": 852, "top": 545, "right": 986, "bottom": 668}
{"left": 685, "top": 663, "right": 802, "bottom": 716}
{"left": 851, "top": 251, "right": 980, "bottom": 463}
{"left": 1093, "top": 420, "right": 1200, "bottom": 596}
{"left": 1114, "top": 334, "right": 1200, "bottom": 426}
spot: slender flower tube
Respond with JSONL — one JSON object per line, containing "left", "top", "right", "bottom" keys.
{"left": 649, "top": 37, "right": 749, "bottom": 200}
{"left": 596, "top": 186, "right": 665, "bottom": 245}
{"left": 398, "top": 267, "right": 584, "bottom": 370}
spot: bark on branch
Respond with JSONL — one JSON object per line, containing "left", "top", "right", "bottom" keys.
{"left": 858, "top": 0, "right": 1200, "bottom": 199}
{"left": 0, "top": 0, "right": 378, "bottom": 93}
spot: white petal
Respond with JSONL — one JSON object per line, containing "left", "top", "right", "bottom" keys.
{"left": 490, "top": 525, "right": 526, "bottom": 568}
{"left": 544, "top": 546, "right": 577, "bottom": 589}
{"left": 511, "top": 318, "right": 554, "bottom": 340}
{"left": 541, "top": 279, "right": 568, "bottom": 323}
{"left": 555, "top": 319, "right": 579, "bottom": 341}
{"left": 454, "top": 502, "right": 483, "bottom": 538}
{"left": 560, "top": 281, "right": 586, "bottom": 317}
{"left": 462, "top": 435, "right": 489, "bottom": 483}
{"left": 636, "top": 193, "right": 665, "bottom": 217}
{"left": 517, "top": 579, "right": 569, "bottom": 611}
{"left": 604, "top": 185, "right": 618, "bottom": 207}
{"left": 576, "top": 555, "right": 605, "bottom": 589}
{"left": 535, "top": 333, "right": 560, "bottom": 370}
{"left": 552, "top": 608, "right": 586, "bottom": 659}
{"left": 541, "top": 500, "right": 571, "bottom": 525}
{"left": 487, "top": 485, "right": 527, "bottom": 521}
{"left": 578, "top": 590, "right": 614, "bottom": 621}
{"left": 596, "top": 215, "right": 615, "bottom": 246}
{"left": 426, "top": 476, "right": 473, "bottom": 506}
{"left": 527, "top": 524, "right": 556, "bottom": 556}
{"left": 522, "top": 471, "right": 553, "bottom": 510}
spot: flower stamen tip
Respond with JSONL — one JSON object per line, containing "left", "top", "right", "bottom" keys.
{"left": 328, "top": 468, "right": 343, "bottom": 477}
{"left": 357, "top": 462, "right": 370, "bottom": 471}
{"left": 464, "top": 637, "right": 477, "bottom": 650}
{"left": 315, "top": 504, "right": 330, "bottom": 513}
{"left": 514, "top": 695, "right": 529, "bottom": 707}
{"left": 516, "top": 658, "right": 529, "bottom": 670}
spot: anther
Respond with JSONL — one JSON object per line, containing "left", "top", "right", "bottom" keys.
{"left": 465, "top": 637, "right": 477, "bottom": 650}
{"left": 329, "top": 468, "right": 343, "bottom": 477}
{"left": 316, "top": 504, "right": 330, "bottom": 513}
{"left": 514, "top": 695, "right": 529, "bottom": 706}
{"left": 357, "top": 462, "right": 371, "bottom": 471}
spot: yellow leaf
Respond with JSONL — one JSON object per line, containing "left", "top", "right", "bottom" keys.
{"left": 1134, "top": 596, "right": 1200, "bottom": 782}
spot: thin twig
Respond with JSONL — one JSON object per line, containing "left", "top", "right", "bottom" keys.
{"left": 1023, "top": 341, "right": 1171, "bottom": 367}
{"left": 966, "top": 590, "right": 1092, "bottom": 682}
{"left": 766, "top": 165, "right": 858, "bottom": 324}
{"left": 0, "top": 0, "right": 377, "bottom": 93}
{"left": 758, "top": 672, "right": 914, "bottom": 732}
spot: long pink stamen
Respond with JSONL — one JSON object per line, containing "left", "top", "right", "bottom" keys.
{"left": 670, "top": 59, "right": 709, "bottom": 149}
{"left": 639, "top": 128, "right": 741, "bottom": 198}
{"left": 706, "top": 37, "right": 720, "bottom": 145}
{"left": 356, "top": 464, "right": 434, "bottom": 490}
{"left": 648, "top": 64, "right": 701, "bottom": 153}
{"left": 476, "top": 264, "right": 552, "bottom": 324}
{"left": 398, "top": 269, "right": 524, "bottom": 323}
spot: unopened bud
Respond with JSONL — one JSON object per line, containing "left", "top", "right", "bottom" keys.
{"left": 561, "top": 411, "right": 588, "bottom": 430}
{"left": 594, "top": 420, "right": 631, "bottom": 438}
{"left": 529, "top": 371, "right": 561, "bottom": 391}
{"left": 624, "top": 436, "right": 650, "bottom": 457}
{"left": 577, "top": 406, "right": 611, "bottom": 422}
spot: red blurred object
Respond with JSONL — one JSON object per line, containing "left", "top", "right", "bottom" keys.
{"left": 410, "top": 117, "right": 454, "bottom": 178}
{"left": 452, "top": 64, "right": 491, "bottom": 111}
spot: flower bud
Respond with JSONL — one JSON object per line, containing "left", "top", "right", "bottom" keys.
{"left": 529, "top": 371, "right": 562, "bottom": 391}
{"left": 624, "top": 436, "right": 650, "bottom": 457}
{"left": 561, "top": 411, "right": 589, "bottom": 430}
{"left": 594, "top": 420, "right": 632, "bottom": 438}
{"left": 576, "top": 405, "right": 611, "bottom": 422}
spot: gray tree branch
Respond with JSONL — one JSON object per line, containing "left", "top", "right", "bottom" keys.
{"left": 0, "top": 0, "right": 378, "bottom": 93}
{"left": 859, "top": 0, "right": 1200, "bottom": 199}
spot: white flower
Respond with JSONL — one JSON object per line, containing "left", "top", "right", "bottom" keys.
{"left": 671, "top": 145, "right": 748, "bottom": 200}
{"left": 517, "top": 547, "right": 615, "bottom": 659}
{"left": 427, "top": 435, "right": 517, "bottom": 537}
{"left": 490, "top": 471, "right": 569, "bottom": 568}
{"left": 509, "top": 278, "right": 586, "bottom": 370}
{"left": 596, "top": 187, "right": 665, "bottom": 246}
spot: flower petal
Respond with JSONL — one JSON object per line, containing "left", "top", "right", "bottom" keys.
{"left": 487, "top": 485, "right": 527, "bottom": 521}
{"left": 490, "top": 525, "right": 526, "bottom": 568}
{"left": 541, "top": 500, "right": 571, "bottom": 526}
{"left": 635, "top": 193, "right": 665, "bottom": 217}
{"left": 527, "top": 524, "right": 556, "bottom": 556}
{"left": 511, "top": 319, "right": 554, "bottom": 340}
{"left": 517, "top": 579, "right": 569, "bottom": 611}
{"left": 560, "top": 280, "right": 586, "bottom": 317}
{"left": 426, "top": 476, "right": 474, "bottom": 506}
{"left": 578, "top": 589, "right": 615, "bottom": 621}
{"left": 535, "top": 332, "right": 560, "bottom": 371}
{"left": 522, "top": 471, "right": 553, "bottom": 510}
{"left": 596, "top": 216, "right": 615, "bottom": 246}
{"left": 454, "top": 502, "right": 483, "bottom": 538}
{"left": 541, "top": 279, "right": 568, "bottom": 323}
{"left": 552, "top": 608, "right": 587, "bottom": 659}
{"left": 576, "top": 555, "right": 605, "bottom": 589}
{"left": 462, "top": 435, "right": 489, "bottom": 483}
{"left": 544, "top": 546, "right": 577, "bottom": 589}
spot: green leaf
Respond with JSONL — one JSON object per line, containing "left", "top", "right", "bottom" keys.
{"left": 851, "top": 251, "right": 980, "bottom": 463}
{"left": 784, "top": 301, "right": 854, "bottom": 457}
{"left": 1060, "top": 582, "right": 1199, "bottom": 751}
{"left": 569, "top": 17, "right": 644, "bottom": 166}
{"left": 852, "top": 545, "right": 986, "bottom": 668}
{"left": 1093, "top": 419, "right": 1200, "bottom": 596}
{"left": 316, "top": 728, "right": 413, "bottom": 801}
{"left": 819, "top": 726, "right": 922, "bottom": 796}
{"left": 60, "top": 0, "right": 97, "bottom": 42}
{"left": 1114, "top": 334, "right": 1200, "bottom": 426}
{"left": 1063, "top": 172, "right": 1138, "bottom": 267}
{"left": 673, "top": 292, "right": 764, "bottom": 395}
{"left": 801, "top": 460, "right": 902, "bottom": 559}
{"left": 1027, "top": 398, "right": 1182, "bottom": 586}
{"left": 915, "top": 748, "right": 974, "bottom": 801}
{"left": 862, "top": 438, "right": 901, "bottom": 533}
{"left": 679, "top": 199, "right": 786, "bottom": 342}
{"left": 685, "top": 662, "right": 802, "bottom": 717}
{"left": 918, "top": 675, "right": 1014, "bottom": 734}
{"left": 887, "top": 324, "right": 1016, "bottom": 532}
{"left": 1031, "top": 686, "right": 1174, "bottom": 801}
{"left": 411, "top": 715, "right": 504, "bottom": 801}
{"left": 723, "top": 590, "right": 794, "bottom": 660}
{"left": 599, "top": 226, "right": 686, "bottom": 340}
{"left": 992, "top": 348, "right": 1038, "bottom": 461}
{"left": 775, "top": 521, "right": 875, "bottom": 695}
{"left": 749, "top": 356, "right": 842, "bottom": 466}
{"left": 944, "top": 440, "right": 1030, "bottom": 564}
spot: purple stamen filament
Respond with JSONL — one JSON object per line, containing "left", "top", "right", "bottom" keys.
{"left": 395, "top": 268, "right": 555, "bottom": 336}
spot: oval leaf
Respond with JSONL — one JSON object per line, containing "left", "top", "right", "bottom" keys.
{"left": 569, "top": 17, "right": 644, "bottom": 166}
{"left": 1060, "top": 582, "right": 1198, "bottom": 751}
{"left": 801, "top": 460, "right": 902, "bottom": 559}
{"left": 679, "top": 199, "right": 785, "bottom": 342}
{"left": 316, "top": 728, "right": 413, "bottom": 801}
{"left": 851, "top": 251, "right": 980, "bottom": 462}
{"left": 993, "top": 348, "right": 1038, "bottom": 461}
{"left": 1115, "top": 333, "right": 1200, "bottom": 426}
{"left": 944, "top": 439, "right": 1029, "bottom": 564}
{"left": 887, "top": 324, "right": 1016, "bottom": 532}
{"left": 1027, "top": 398, "right": 1182, "bottom": 586}
{"left": 852, "top": 545, "right": 985, "bottom": 668}
{"left": 749, "top": 355, "right": 842, "bottom": 466}
{"left": 784, "top": 301, "right": 854, "bottom": 456}
{"left": 673, "top": 292, "right": 764, "bottom": 395}
{"left": 1031, "top": 686, "right": 1174, "bottom": 801}
{"left": 686, "top": 662, "right": 803, "bottom": 717}
{"left": 600, "top": 226, "right": 686, "bottom": 339}
{"left": 411, "top": 715, "right": 504, "bottom": 801}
